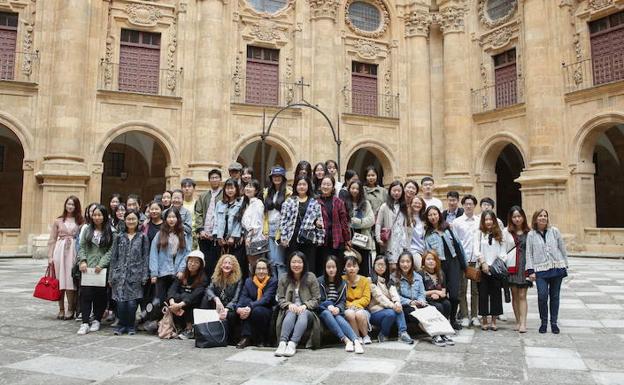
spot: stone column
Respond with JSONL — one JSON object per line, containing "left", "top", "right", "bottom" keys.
{"left": 188, "top": 0, "right": 229, "bottom": 190}
{"left": 439, "top": 0, "right": 472, "bottom": 190}
{"left": 404, "top": 4, "right": 432, "bottom": 180}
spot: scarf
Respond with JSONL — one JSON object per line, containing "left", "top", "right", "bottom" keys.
{"left": 509, "top": 233, "right": 520, "bottom": 274}
{"left": 253, "top": 275, "right": 270, "bottom": 300}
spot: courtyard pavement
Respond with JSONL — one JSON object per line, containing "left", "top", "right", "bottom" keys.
{"left": 1, "top": 257, "right": 623, "bottom": 385}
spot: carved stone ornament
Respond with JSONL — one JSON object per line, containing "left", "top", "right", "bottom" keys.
{"left": 354, "top": 39, "right": 380, "bottom": 59}
{"left": 345, "top": 0, "right": 389, "bottom": 38}
{"left": 439, "top": 3, "right": 467, "bottom": 34}
{"left": 21, "top": 1, "right": 36, "bottom": 78}
{"left": 481, "top": 26, "right": 513, "bottom": 49}
{"left": 233, "top": 52, "right": 243, "bottom": 97}
{"left": 404, "top": 8, "right": 432, "bottom": 37}
{"left": 478, "top": 0, "right": 517, "bottom": 29}
{"left": 125, "top": 4, "right": 162, "bottom": 26}
{"left": 589, "top": 0, "right": 614, "bottom": 10}
{"left": 308, "top": 0, "right": 341, "bottom": 21}
{"left": 166, "top": 19, "right": 178, "bottom": 92}
{"left": 249, "top": 20, "right": 281, "bottom": 41}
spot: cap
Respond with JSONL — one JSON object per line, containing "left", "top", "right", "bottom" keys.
{"left": 186, "top": 249, "right": 205, "bottom": 268}
{"left": 228, "top": 162, "right": 243, "bottom": 171}
{"left": 343, "top": 249, "right": 362, "bottom": 264}
{"left": 269, "top": 166, "right": 286, "bottom": 178}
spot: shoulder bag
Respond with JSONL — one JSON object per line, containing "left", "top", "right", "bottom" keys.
{"left": 33, "top": 263, "right": 61, "bottom": 301}
{"left": 464, "top": 233, "right": 482, "bottom": 282}
{"left": 195, "top": 320, "right": 228, "bottom": 348}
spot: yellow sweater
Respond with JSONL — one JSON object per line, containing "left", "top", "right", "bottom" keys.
{"left": 342, "top": 274, "right": 371, "bottom": 309}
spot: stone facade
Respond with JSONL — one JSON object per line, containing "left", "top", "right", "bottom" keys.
{"left": 0, "top": 0, "right": 623, "bottom": 257}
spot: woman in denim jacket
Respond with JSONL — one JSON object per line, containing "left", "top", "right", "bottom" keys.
{"left": 213, "top": 178, "right": 246, "bottom": 279}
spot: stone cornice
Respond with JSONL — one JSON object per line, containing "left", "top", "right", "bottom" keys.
{"left": 404, "top": 8, "right": 432, "bottom": 38}
{"left": 308, "top": 0, "right": 340, "bottom": 21}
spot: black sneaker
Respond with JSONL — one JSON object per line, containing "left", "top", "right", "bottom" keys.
{"left": 432, "top": 335, "right": 446, "bottom": 347}
{"left": 539, "top": 324, "right": 547, "bottom": 334}
{"left": 178, "top": 329, "right": 193, "bottom": 340}
{"left": 551, "top": 324, "right": 560, "bottom": 334}
{"left": 442, "top": 335, "right": 455, "bottom": 346}
{"left": 451, "top": 322, "right": 463, "bottom": 331}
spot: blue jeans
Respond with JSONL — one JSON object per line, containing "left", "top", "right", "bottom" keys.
{"left": 116, "top": 299, "right": 138, "bottom": 330}
{"left": 370, "top": 308, "right": 407, "bottom": 336}
{"left": 319, "top": 310, "right": 358, "bottom": 341}
{"left": 268, "top": 236, "right": 286, "bottom": 279}
{"left": 536, "top": 275, "right": 563, "bottom": 325}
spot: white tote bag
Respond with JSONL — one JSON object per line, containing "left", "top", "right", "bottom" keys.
{"left": 410, "top": 306, "right": 456, "bottom": 336}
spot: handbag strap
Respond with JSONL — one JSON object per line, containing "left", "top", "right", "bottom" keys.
{"left": 47, "top": 263, "right": 56, "bottom": 279}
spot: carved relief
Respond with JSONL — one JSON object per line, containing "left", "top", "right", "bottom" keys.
{"left": 439, "top": 3, "right": 467, "bottom": 34}
{"left": 21, "top": 2, "right": 35, "bottom": 78}
{"left": 481, "top": 26, "right": 513, "bottom": 49}
{"left": 308, "top": 0, "right": 340, "bottom": 21}
{"left": 344, "top": 0, "right": 389, "bottom": 38}
{"left": 404, "top": 8, "right": 432, "bottom": 38}
{"left": 233, "top": 51, "right": 243, "bottom": 98}
{"left": 125, "top": 4, "right": 162, "bottom": 27}
{"left": 383, "top": 69, "right": 393, "bottom": 116}
{"left": 104, "top": 1, "right": 113, "bottom": 87}
{"left": 589, "top": 0, "right": 614, "bottom": 10}
{"left": 249, "top": 20, "right": 281, "bottom": 41}
{"left": 343, "top": 66, "right": 351, "bottom": 108}
{"left": 22, "top": 160, "right": 35, "bottom": 172}
{"left": 480, "top": 62, "right": 488, "bottom": 86}
{"left": 166, "top": 19, "right": 178, "bottom": 92}
{"left": 354, "top": 39, "right": 380, "bottom": 59}
{"left": 285, "top": 51, "right": 294, "bottom": 104}
{"left": 478, "top": 0, "right": 517, "bottom": 29}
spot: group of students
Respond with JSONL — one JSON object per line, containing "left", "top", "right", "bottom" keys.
{"left": 46, "top": 159, "right": 569, "bottom": 354}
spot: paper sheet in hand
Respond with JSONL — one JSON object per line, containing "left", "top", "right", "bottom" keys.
{"left": 193, "top": 309, "right": 220, "bottom": 324}
{"left": 81, "top": 268, "right": 107, "bottom": 287}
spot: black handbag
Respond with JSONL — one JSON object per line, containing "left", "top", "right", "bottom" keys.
{"left": 194, "top": 320, "right": 228, "bottom": 348}
{"left": 246, "top": 238, "right": 269, "bottom": 256}
{"left": 490, "top": 258, "right": 509, "bottom": 282}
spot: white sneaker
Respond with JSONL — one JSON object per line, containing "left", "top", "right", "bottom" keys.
{"left": 283, "top": 341, "right": 297, "bottom": 357}
{"left": 460, "top": 318, "right": 470, "bottom": 328}
{"left": 89, "top": 320, "right": 100, "bottom": 332}
{"left": 362, "top": 335, "right": 372, "bottom": 345}
{"left": 345, "top": 339, "right": 355, "bottom": 352}
{"left": 354, "top": 339, "right": 364, "bottom": 354}
{"left": 471, "top": 317, "right": 481, "bottom": 328}
{"left": 77, "top": 323, "right": 90, "bottom": 335}
{"left": 274, "top": 341, "right": 287, "bottom": 356}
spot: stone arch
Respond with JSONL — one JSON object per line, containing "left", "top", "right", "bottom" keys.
{"left": 572, "top": 112, "right": 624, "bottom": 165}
{"left": 232, "top": 132, "right": 296, "bottom": 174}
{"left": 344, "top": 139, "right": 395, "bottom": 184}
{"left": 475, "top": 132, "right": 528, "bottom": 177}
{"left": 0, "top": 121, "right": 26, "bottom": 229}
{"left": 0, "top": 111, "right": 33, "bottom": 160}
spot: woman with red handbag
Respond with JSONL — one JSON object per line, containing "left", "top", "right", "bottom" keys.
{"left": 47, "top": 196, "right": 84, "bottom": 320}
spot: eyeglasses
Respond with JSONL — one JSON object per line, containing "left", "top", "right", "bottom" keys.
{"left": 255, "top": 267, "right": 268, "bottom": 271}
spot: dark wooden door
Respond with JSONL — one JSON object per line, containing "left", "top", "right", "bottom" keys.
{"left": 591, "top": 28, "right": 624, "bottom": 86}
{"left": 119, "top": 45, "right": 160, "bottom": 94}
{"left": 0, "top": 27, "right": 17, "bottom": 80}
{"left": 352, "top": 74, "right": 377, "bottom": 115}
{"left": 245, "top": 60, "right": 279, "bottom": 105}
{"left": 494, "top": 63, "right": 517, "bottom": 108}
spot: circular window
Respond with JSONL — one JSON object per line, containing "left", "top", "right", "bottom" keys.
{"left": 486, "top": 0, "right": 515, "bottom": 21}
{"left": 348, "top": 2, "right": 381, "bottom": 32}
{"left": 247, "top": 0, "right": 288, "bottom": 14}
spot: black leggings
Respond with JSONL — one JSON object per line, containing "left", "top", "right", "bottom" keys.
{"left": 80, "top": 286, "right": 107, "bottom": 324}
{"left": 441, "top": 258, "right": 461, "bottom": 324}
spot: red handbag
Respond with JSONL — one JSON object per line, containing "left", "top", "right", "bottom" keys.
{"left": 33, "top": 263, "right": 61, "bottom": 301}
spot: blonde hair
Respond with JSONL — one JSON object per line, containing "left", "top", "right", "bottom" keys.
{"left": 211, "top": 254, "right": 241, "bottom": 287}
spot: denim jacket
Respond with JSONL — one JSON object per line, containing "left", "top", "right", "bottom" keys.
{"left": 149, "top": 232, "right": 189, "bottom": 278}
{"left": 424, "top": 228, "right": 467, "bottom": 270}
{"left": 395, "top": 273, "right": 426, "bottom": 305}
{"left": 212, "top": 199, "right": 243, "bottom": 240}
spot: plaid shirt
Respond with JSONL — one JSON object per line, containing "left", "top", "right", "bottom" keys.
{"left": 318, "top": 196, "right": 351, "bottom": 249}
{"left": 279, "top": 197, "right": 325, "bottom": 246}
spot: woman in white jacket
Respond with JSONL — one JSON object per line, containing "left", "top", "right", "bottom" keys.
{"left": 241, "top": 180, "right": 266, "bottom": 270}
{"left": 473, "top": 210, "right": 506, "bottom": 331}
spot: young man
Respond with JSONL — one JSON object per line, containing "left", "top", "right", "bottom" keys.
{"left": 421, "top": 176, "right": 443, "bottom": 210}
{"left": 442, "top": 191, "right": 464, "bottom": 224}
{"left": 193, "top": 169, "right": 223, "bottom": 280}
{"left": 181, "top": 178, "right": 197, "bottom": 224}
{"left": 452, "top": 194, "right": 480, "bottom": 328}
{"left": 228, "top": 162, "right": 243, "bottom": 185}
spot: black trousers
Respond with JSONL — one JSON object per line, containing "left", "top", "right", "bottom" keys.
{"left": 478, "top": 273, "right": 503, "bottom": 316}
{"left": 429, "top": 299, "right": 452, "bottom": 319}
{"left": 155, "top": 275, "right": 176, "bottom": 307}
{"left": 240, "top": 305, "right": 273, "bottom": 344}
{"left": 441, "top": 258, "right": 461, "bottom": 324}
{"left": 402, "top": 304, "right": 419, "bottom": 325}
{"left": 80, "top": 286, "right": 107, "bottom": 324}
{"left": 199, "top": 239, "right": 220, "bottom": 283}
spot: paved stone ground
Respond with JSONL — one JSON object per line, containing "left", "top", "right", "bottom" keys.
{"left": 1, "top": 257, "right": 624, "bottom": 385}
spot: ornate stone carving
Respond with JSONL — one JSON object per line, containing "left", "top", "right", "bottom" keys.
{"left": 249, "top": 21, "right": 281, "bottom": 41}
{"left": 166, "top": 19, "right": 178, "bottom": 92}
{"left": 285, "top": 51, "right": 294, "bottom": 104}
{"left": 589, "top": 0, "right": 614, "bottom": 10}
{"left": 125, "top": 4, "right": 162, "bottom": 27}
{"left": 573, "top": 33, "right": 582, "bottom": 62}
{"left": 21, "top": 17, "right": 35, "bottom": 77}
{"left": 383, "top": 69, "right": 393, "bottom": 116}
{"left": 308, "top": 0, "right": 340, "bottom": 21}
{"left": 104, "top": 1, "right": 113, "bottom": 87}
{"left": 481, "top": 26, "right": 513, "bottom": 49}
{"left": 345, "top": 0, "right": 389, "bottom": 38}
{"left": 439, "top": 3, "right": 467, "bottom": 34}
{"left": 343, "top": 66, "right": 351, "bottom": 108}
{"left": 404, "top": 9, "right": 432, "bottom": 37}
{"left": 22, "top": 160, "right": 35, "bottom": 172}
{"left": 480, "top": 62, "right": 488, "bottom": 86}
{"left": 233, "top": 51, "right": 243, "bottom": 97}
{"left": 354, "top": 39, "right": 380, "bottom": 59}
{"left": 478, "top": 0, "right": 517, "bottom": 29}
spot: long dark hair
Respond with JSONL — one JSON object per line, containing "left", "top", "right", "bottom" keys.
{"left": 85, "top": 204, "right": 113, "bottom": 248}
{"left": 507, "top": 205, "right": 530, "bottom": 234}
{"left": 371, "top": 254, "right": 390, "bottom": 285}
{"left": 286, "top": 251, "right": 308, "bottom": 286}
{"left": 112, "top": 203, "right": 126, "bottom": 228}
{"left": 365, "top": 165, "right": 382, "bottom": 187}
{"left": 424, "top": 205, "right": 450, "bottom": 234}
{"left": 312, "top": 162, "right": 326, "bottom": 193}
{"left": 386, "top": 180, "right": 408, "bottom": 218}
{"left": 239, "top": 179, "right": 261, "bottom": 220}
{"left": 408, "top": 196, "right": 426, "bottom": 226}
{"left": 294, "top": 160, "right": 312, "bottom": 179}
{"left": 158, "top": 206, "right": 186, "bottom": 252}
{"left": 83, "top": 202, "right": 98, "bottom": 226}
{"left": 394, "top": 251, "right": 416, "bottom": 285}
{"left": 222, "top": 178, "right": 240, "bottom": 203}
{"left": 479, "top": 209, "right": 503, "bottom": 243}
{"left": 292, "top": 176, "right": 314, "bottom": 198}
{"left": 344, "top": 180, "right": 366, "bottom": 216}
{"left": 323, "top": 255, "right": 341, "bottom": 285}
{"left": 59, "top": 195, "right": 85, "bottom": 225}
{"left": 266, "top": 170, "right": 287, "bottom": 212}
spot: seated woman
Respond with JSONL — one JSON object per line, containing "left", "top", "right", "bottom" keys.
{"left": 236, "top": 258, "right": 277, "bottom": 349}
{"left": 275, "top": 251, "right": 322, "bottom": 357}
{"left": 342, "top": 253, "right": 372, "bottom": 344}
{"left": 200, "top": 254, "right": 243, "bottom": 345}
{"left": 420, "top": 250, "right": 454, "bottom": 346}
{"left": 166, "top": 250, "right": 209, "bottom": 339}
{"left": 368, "top": 255, "right": 413, "bottom": 344}
{"left": 317, "top": 255, "right": 363, "bottom": 354}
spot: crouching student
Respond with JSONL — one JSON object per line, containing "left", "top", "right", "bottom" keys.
{"left": 167, "top": 250, "right": 209, "bottom": 339}
{"left": 420, "top": 250, "right": 454, "bottom": 346}
{"left": 236, "top": 258, "right": 278, "bottom": 348}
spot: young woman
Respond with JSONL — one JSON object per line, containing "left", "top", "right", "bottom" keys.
{"left": 338, "top": 169, "right": 358, "bottom": 200}
{"left": 403, "top": 180, "right": 419, "bottom": 207}
{"left": 264, "top": 166, "right": 292, "bottom": 278}
{"left": 236, "top": 257, "right": 277, "bottom": 348}
{"left": 503, "top": 206, "right": 531, "bottom": 333}
{"left": 161, "top": 190, "right": 173, "bottom": 211}
{"left": 77, "top": 205, "right": 114, "bottom": 335}
{"left": 241, "top": 179, "right": 266, "bottom": 269}
{"left": 317, "top": 255, "right": 363, "bottom": 353}
{"left": 420, "top": 251, "right": 454, "bottom": 345}
{"left": 167, "top": 250, "right": 208, "bottom": 340}
{"left": 213, "top": 178, "right": 246, "bottom": 278}
{"left": 279, "top": 177, "right": 324, "bottom": 271}
{"left": 48, "top": 196, "right": 84, "bottom": 320}
{"left": 312, "top": 162, "right": 326, "bottom": 195}
{"left": 241, "top": 167, "right": 254, "bottom": 186}
{"left": 408, "top": 196, "right": 426, "bottom": 269}
{"left": 112, "top": 203, "right": 127, "bottom": 233}
{"left": 375, "top": 180, "right": 409, "bottom": 270}
{"left": 343, "top": 180, "right": 374, "bottom": 277}
{"left": 126, "top": 194, "right": 147, "bottom": 223}
{"left": 275, "top": 251, "right": 322, "bottom": 357}
{"left": 325, "top": 160, "right": 342, "bottom": 194}
{"left": 149, "top": 207, "right": 189, "bottom": 309}
{"left": 473, "top": 210, "right": 506, "bottom": 331}
{"left": 200, "top": 254, "right": 243, "bottom": 344}
{"left": 317, "top": 176, "right": 351, "bottom": 276}
{"left": 368, "top": 255, "right": 413, "bottom": 344}
{"left": 165, "top": 189, "right": 193, "bottom": 245}
{"left": 143, "top": 201, "right": 164, "bottom": 244}
{"left": 294, "top": 160, "right": 312, "bottom": 179}
{"left": 108, "top": 194, "right": 122, "bottom": 220}
{"left": 526, "top": 209, "right": 568, "bottom": 334}
{"left": 109, "top": 210, "right": 150, "bottom": 335}
{"left": 424, "top": 205, "right": 466, "bottom": 330}
{"left": 363, "top": 166, "right": 387, "bottom": 218}
{"left": 342, "top": 254, "right": 372, "bottom": 344}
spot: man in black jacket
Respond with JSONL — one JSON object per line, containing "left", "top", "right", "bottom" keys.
{"left": 194, "top": 169, "right": 224, "bottom": 280}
